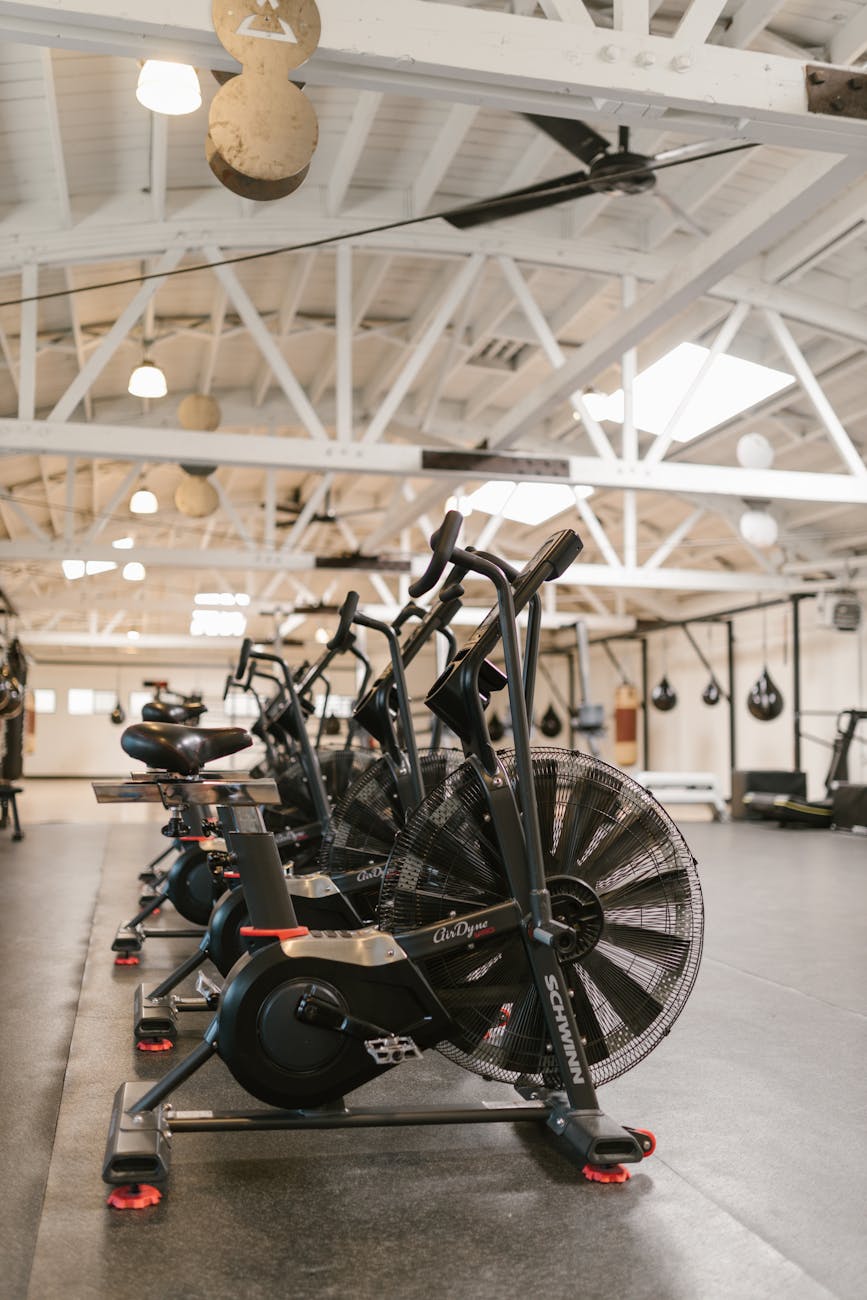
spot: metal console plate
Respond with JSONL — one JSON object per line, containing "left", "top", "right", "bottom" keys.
{"left": 93, "top": 777, "right": 281, "bottom": 807}
{"left": 806, "top": 64, "right": 867, "bottom": 119}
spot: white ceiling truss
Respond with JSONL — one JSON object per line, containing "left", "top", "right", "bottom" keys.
{"left": 0, "top": 0, "right": 866, "bottom": 656}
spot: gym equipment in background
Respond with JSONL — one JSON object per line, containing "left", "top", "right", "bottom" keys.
{"left": 747, "top": 667, "right": 784, "bottom": 721}
{"left": 600, "top": 642, "right": 638, "bottom": 768}
{"left": 540, "top": 704, "right": 563, "bottom": 738}
{"left": 742, "top": 709, "right": 867, "bottom": 827}
{"left": 634, "top": 771, "right": 728, "bottom": 822}
{"left": 651, "top": 676, "right": 677, "bottom": 712}
{"left": 101, "top": 514, "right": 702, "bottom": 1205}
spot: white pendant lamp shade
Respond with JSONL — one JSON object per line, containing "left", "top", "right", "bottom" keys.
{"left": 739, "top": 508, "right": 778, "bottom": 549}
{"left": 737, "top": 432, "right": 775, "bottom": 471}
{"left": 130, "top": 489, "right": 159, "bottom": 515}
{"left": 122, "top": 562, "right": 146, "bottom": 582}
{"left": 174, "top": 473, "right": 219, "bottom": 519}
{"left": 136, "top": 61, "right": 202, "bottom": 116}
{"left": 128, "top": 360, "right": 168, "bottom": 399}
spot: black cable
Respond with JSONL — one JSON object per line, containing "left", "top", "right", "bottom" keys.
{"left": 0, "top": 143, "right": 758, "bottom": 310}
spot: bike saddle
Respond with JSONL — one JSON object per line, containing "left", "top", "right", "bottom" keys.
{"left": 122, "top": 723, "right": 253, "bottom": 775}
{"left": 141, "top": 700, "right": 207, "bottom": 724}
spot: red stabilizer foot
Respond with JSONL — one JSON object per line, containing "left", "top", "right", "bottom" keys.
{"left": 136, "top": 1038, "right": 174, "bottom": 1053}
{"left": 107, "top": 1183, "right": 162, "bottom": 1210}
{"left": 583, "top": 1163, "right": 631, "bottom": 1184}
{"left": 632, "top": 1128, "right": 657, "bottom": 1158}
{"left": 114, "top": 955, "right": 140, "bottom": 967}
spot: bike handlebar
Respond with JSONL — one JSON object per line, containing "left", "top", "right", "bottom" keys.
{"left": 236, "top": 637, "right": 254, "bottom": 680}
{"left": 327, "top": 591, "right": 359, "bottom": 651}
{"left": 409, "top": 510, "right": 463, "bottom": 599}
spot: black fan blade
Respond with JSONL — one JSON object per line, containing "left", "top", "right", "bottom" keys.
{"left": 563, "top": 966, "right": 610, "bottom": 1067}
{"left": 602, "top": 922, "right": 690, "bottom": 974}
{"left": 444, "top": 171, "right": 593, "bottom": 229}
{"left": 336, "top": 799, "right": 398, "bottom": 849}
{"left": 490, "top": 982, "right": 548, "bottom": 1075}
{"left": 554, "top": 772, "right": 625, "bottom": 874}
{"left": 531, "top": 756, "right": 560, "bottom": 857}
{"left": 599, "top": 866, "right": 692, "bottom": 912}
{"left": 522, "top": 114, "right": 610, "bottom": 167}
{"left": 582, "top": 949, "right": 664, "bottom": 1039}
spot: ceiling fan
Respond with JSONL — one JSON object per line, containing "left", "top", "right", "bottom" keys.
{"left": 273, "top": 486, "right": 382, "bottom": 530}
{"left": 444, "top": 115, "right": 754, "bottom": 229}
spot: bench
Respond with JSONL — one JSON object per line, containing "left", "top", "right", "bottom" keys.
{"left": 633, "top": 770, "right": 729, "bottom": 822}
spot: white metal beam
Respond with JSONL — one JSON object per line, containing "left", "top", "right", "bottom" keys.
{"left": 17, "top": 265, "right": 38, "bottom": 421}
{"left": 325, "top": 90, "right": 383, "bottom": 217}
{"left": 150, "top": 113, "right": 168, "bottom": 224}
{"left": 412, "top": 104, "right": 478, "bottom": 214}
{"left": 485, "top": 154, "right": 867, "bottom": 456}
{"left": 643, "top": 507, "right": 705, "bottom": 570}
{"left": 48, "top": 247, "right": 184, "bottom": 423}
{"left": 39, "top": 48, "right": 71, "bottom": 227}
{"left": 829, "top": 6, "right": 867, "bottom": 66}
{"left": 674, "top": 0, "right": 728, "bottom": 45}
{"left": 762, "top": 310, "right": 867, "bottom": 479}
{"left": 537, "top": 0, "right": 595, "bottom": 28}
{"left": 4, "top": 419, "right": 867, "bottom": 508}
{"left": 198, "top": 285, "right": 227, "bottom": 396}
{"left": 335, "top": 244, "right": 353, "bottom": 443}
{"left": 205, "top": 248, "right": 328, "bottom": 442}
{"left": 362, "top": 254, "right": 484, "bottom": 444}
{"left": 1, "top": 1, "right": 866, "bottom": 152}
{"left": 253, "top": 253, "right": 316, "bottom": 408}
{"left": 719, "top": 1, "right": 787, "bottom": 50}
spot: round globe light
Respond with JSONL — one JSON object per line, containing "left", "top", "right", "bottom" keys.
{"left": 736, "top": 432, "right": 775, "bottom": 471}
{"left": 130, "top": 489, "right": 159, "bottom": 515}
{"left": 128, "top": 360, "right": 168, "bottom": 399}
{"left": 136, "top": 61, "right": 202, "bottom": 117}
{"left": 739, "top": 507, "right": 778, "bottom": 549}
{"left": 122, "top": 562, "right": 146, "bottom": 582}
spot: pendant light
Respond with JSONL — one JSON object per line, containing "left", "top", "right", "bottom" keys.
{"left": 130, "top": 489, "right": 158, "bottom": 515}
{"left": 747, "top": 607, "right": 784, "bottom": 721}
{"left": 136, "top": 61, "right": 202, "bottom": 116}
{"left": 128, "top": 357, "right": 167, "bottom": 400}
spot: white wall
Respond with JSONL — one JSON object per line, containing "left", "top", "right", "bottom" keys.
{"left": 565, "top": 602, "right": 867, "bottom": 800}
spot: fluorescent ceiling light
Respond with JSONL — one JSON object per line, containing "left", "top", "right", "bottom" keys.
{"left": 190, "top": 609, "right": 248, "bottom": 638}
{"left": 61, "top": 559, "right": 117, "bottom": 579}
{"left": 128, "top": 360, "right": 168, "bottom": 400}
{"left": 465, "top": 480, "right": 593, "bottom": 528}
{"left": 130, "top": 489, "right": 159, "bottom": 515}
{"left": 136, "top": 61, "right": 202, "bottom": 116}
{"left": 127, "top": 630, "right": 140, "bottom": 641}
{"left": 194, "top": 592, "right": 250, "bottom": 607}
{"left": 574, "top": 343, "right": 793, "bottom": 442}
{"left": 112, "top": 536, "right": 135, "bottom": 549}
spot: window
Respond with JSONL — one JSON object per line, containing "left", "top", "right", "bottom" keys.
{"left": 94, "top": 691, "right": 116, "bottom": 715}
{"left": 129, "top": 691, "right": 153, "bottom": 718}
{"left": 33, "top": 688, "right": 56, "bottom": 714}
{"left": 68, "top": 688, "right": 95, "bottom": 715}
{"left": 225, "top": 694, "right": 260, "bottom": 720}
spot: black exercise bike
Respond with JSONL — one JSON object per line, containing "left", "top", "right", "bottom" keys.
{"left": 100, "top": 514, "right": 703, "bottom": 1206}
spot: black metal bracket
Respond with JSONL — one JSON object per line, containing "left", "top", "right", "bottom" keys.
{"left": 806, "top": 64, "right": 867, "bottom": 119}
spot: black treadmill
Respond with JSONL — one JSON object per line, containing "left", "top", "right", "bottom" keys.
{"left": 744, "top": 709, "right": 866, "bottom": 827}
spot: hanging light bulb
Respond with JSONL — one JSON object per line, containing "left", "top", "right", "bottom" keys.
{"left": 737, "top": 432, "right": 775, "bottom": 471}
{"left": 128, "top": 359, "right": 168, "bottom": 399}
{"left": 739, "top": 508, "right": 778, "bottom": 549}
{"left": 130, "top": 489, "right": 158, "bottom": 515}
{"left": 122, "top": 562, "right": 146, "bottom": 582}
{"left": 136, "top": 61, "right": 202, "bottom": 116}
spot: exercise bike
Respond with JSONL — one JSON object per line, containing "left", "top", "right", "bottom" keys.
{"left": 101, "top": 514, "right": 703, "bottom": 1205}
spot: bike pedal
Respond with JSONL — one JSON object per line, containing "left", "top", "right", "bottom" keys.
{"left": 365, "top": 1036, "right": 422, "bottom": 1066}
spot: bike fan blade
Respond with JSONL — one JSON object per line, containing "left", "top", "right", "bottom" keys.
{"left": 602, "top": 922, "right": 690, "bottom": 975}
{"left": 581, "top": 949, "right": 664, "bottom": 1038}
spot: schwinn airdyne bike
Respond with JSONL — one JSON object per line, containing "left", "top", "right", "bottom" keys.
{"left": 101, "top": 514, "right": 703, "bottom": 1206}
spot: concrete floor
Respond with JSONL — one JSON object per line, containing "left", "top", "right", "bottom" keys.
{"left": 1, "top": 784, "right": 865, "bottom": 1300}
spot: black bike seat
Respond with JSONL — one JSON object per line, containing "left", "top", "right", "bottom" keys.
{"left": 122, "top": 723, "right": 252, "bottom": 775}
{"left": 141, "top": 700, "right": 208, "bottom": 724}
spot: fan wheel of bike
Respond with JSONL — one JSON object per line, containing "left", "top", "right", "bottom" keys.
{"left": 319, "top": 750, "right": 466, "bottom": 919}
{"left": 380, "top": 749, "right": 703, "bottom": 1089}
{"left": 263, "top": 747, "right": 377, "bottom": 833}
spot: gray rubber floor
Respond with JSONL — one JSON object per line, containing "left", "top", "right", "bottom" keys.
{"left": 2, "top": 818, "right": 865, "bottom": 1300}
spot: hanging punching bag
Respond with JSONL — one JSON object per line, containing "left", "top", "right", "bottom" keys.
{"left": 614, "top": 683, "right": 639, "bottom": 766}
{"left": 489, "top": 712, "right": 505, "bottom": 742}
{"left": 651, "top": 675, "right": 677, "bottom": 712}
{"left": 747, "top": 666, "right": 784, "bottom": 721}
{"left": 539, "top": 704, "right": 563, "bottom": 738}
{"left": 702, "top": 677, "right": 722, "bottom": 706}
